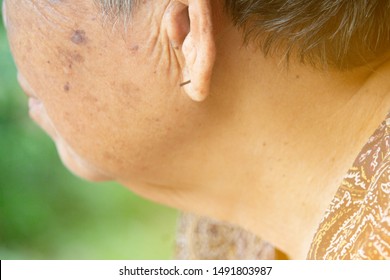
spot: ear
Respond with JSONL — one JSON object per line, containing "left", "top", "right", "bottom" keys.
{"left": 164, "top": 0, "right": 216, "bottom": 102}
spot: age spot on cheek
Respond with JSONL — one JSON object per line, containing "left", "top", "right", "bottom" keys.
{"left": 130, "top": 45, "right": 139, "bottom": 53}
{"left": 57, "top": 44, "right": 86, "bottom": 73}
{"left": 64, "top": 82, "right": 70, "bottom": 92}
{"left": 71, "top": 30, "right": 87, "bottom": 45}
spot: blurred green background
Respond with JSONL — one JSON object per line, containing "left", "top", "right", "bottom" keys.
{"left": 0, "top": 0, "right": 178, "bottom": 259}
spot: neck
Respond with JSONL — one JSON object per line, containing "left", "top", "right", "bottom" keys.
{"left": 181, "top": 27, "right": 390, "bottom": 259}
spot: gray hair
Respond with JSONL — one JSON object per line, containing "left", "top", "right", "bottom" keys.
{"left": 96, "top": 0, "right": 138, "bottom": 17}
{"left": 225, "top": 0, "right": 390, "bottom": 70}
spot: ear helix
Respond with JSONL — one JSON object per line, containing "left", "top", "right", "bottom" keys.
{"left": 165, "top": 0, "right": 216, "bottom": 102}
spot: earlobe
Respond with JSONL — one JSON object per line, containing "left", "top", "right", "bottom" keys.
{"left": 165, "top": 0, "right": 216, "bottom": 102}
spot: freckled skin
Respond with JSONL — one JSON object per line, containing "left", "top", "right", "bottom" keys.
{"left": 63, "top": 82, "right": 70, "bottom": 91}
{"left": 5, "top": 0, "right": 207, "bottom": 185}
{"left": 129, "top": 45, "right": 139, "bottom": 52}
{"left": 71, "top": 29, "right": 87, "bottom": 45}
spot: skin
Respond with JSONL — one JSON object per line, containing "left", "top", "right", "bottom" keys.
{"left": 4, "top": 0, "right": 390, "bottom": 259}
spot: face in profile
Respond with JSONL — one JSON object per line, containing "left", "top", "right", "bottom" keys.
{"left": 4, "top": 0, "right": 209, "bottom": 193}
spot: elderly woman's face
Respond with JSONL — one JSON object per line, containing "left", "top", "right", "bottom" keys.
{"left": 4, "top": 0, "right": 206, "bottom": 184}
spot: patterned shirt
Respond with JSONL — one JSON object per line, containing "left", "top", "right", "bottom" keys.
{"left": 307, "top": 112, "right": 390, "bottom": 259}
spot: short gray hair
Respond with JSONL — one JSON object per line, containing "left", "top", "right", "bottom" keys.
{"left": 96, "top": 0, "right": 138, "bottom": 17}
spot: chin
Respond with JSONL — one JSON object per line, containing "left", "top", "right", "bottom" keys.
{"left": 55, "top": 140, "right": 111, "bottom": 182}
{"left": 66, "top": 166, "right": 111, "bottom": 182}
